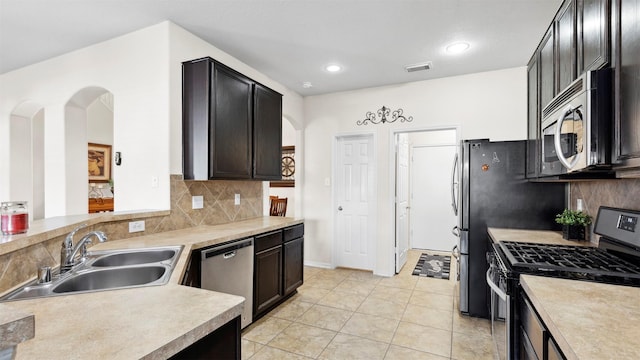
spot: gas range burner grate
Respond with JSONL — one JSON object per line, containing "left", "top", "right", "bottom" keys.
{"left": 498, "top": 242, "right": 640, "bottom": 280}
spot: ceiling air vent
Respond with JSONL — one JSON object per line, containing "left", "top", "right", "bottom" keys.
{"left": 404, "top": 61, "right": 432, "bottom": 73}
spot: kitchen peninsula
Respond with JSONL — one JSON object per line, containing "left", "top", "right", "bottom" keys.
{"left": 1, "top": 213, "right": 303, "bottom": 359}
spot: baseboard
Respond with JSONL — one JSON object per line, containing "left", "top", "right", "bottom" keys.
{"left": 303, "top": 261, "right": 333, "bottom": 269}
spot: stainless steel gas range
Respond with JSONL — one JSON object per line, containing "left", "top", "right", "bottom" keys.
{"left": 487, "top": 206, "right": 640, "bottom": 359}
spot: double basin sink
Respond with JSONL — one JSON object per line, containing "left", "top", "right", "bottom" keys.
{"left": 0, "top": 246, "right": 183, "bottom": 301}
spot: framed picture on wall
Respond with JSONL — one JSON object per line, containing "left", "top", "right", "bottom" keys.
{"left": 88, "top": 143, "right": 112, "bottom": 182}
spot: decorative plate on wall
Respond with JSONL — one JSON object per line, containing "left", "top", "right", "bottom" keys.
{"left": 271, "top": 146, "right": 295, "bottom": 187}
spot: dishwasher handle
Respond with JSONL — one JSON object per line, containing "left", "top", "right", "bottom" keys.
{"left": 201, "top": 238, "right": 253, "bottom": 260}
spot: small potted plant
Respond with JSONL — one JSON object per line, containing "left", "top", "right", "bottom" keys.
{"left": 555, "top": 209, "right": 592, "bottom": 240}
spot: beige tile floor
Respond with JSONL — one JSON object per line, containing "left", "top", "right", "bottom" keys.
{"left": 242, "top": 250, "right": 495, "bottom": 360}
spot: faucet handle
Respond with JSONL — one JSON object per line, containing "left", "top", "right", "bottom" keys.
{"left": 37, "top": 266, "right": 52, "bottom": 284}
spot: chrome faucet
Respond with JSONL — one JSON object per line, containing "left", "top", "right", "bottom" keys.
{"left": 60, "top": 224, "right": 107, "bottom": 273}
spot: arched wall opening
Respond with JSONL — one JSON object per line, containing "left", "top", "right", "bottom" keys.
{"left": 9, "top": 102, "right": 45, "bottom": 221}
{"left": 64, "top": 86, "right": 114, "bottom": 215}
{"left": 267, "top": 115, "right": 303, "bottom": 217}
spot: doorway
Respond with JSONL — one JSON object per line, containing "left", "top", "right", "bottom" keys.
{"left": 333, "top": 133, "right": 376, "bottom": 270}
{"left": 410, "top": 144, "right": 458, "bottom": 251}
{"left": 394, "top": 128, "right": 458, "bottom": 273}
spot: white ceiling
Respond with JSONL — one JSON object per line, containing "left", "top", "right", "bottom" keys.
{"left": 0, "top": 0, "right": 562, "bottom": 96}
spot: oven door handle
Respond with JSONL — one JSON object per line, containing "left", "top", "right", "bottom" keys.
{"left": 554, "top": 104, "right": 582, "bottom": 170}
{"left": 486, "top": 268, "right": 507, "bottom": 301}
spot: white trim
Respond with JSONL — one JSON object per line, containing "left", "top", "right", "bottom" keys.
{"left": 303, "top": 261, "right": 334, "bottom": 269}
{"left": 389, "top": 125, "right": 460, "bottom": 275}
{"left": 332, "top": 131, "right": 377, "bottom": 271}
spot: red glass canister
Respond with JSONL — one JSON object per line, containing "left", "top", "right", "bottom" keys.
{"left": 1, "top": 201, "right": 29, "bottom": 235}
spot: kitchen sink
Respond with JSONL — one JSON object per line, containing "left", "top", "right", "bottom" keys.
{"left": 52, "top": 266, "right": 167, "bottom": 293}
{"left": 0, "top": 245, "right": 183, "bottom": 302}
{"left": 90, "top": 248, "right": 178, "bottom": 267}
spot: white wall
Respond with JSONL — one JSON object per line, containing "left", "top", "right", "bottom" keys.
{"left": 87, "top": 97, "right": 114, "bottom": 145}
{"left": 0, "top": 23, "right": 172, "bottom": 216}
{"left": 302, "top": 67, "right": 527, "bottom": 276}
{"left": 0, "top": 21, "right": 304, "bottom": 218}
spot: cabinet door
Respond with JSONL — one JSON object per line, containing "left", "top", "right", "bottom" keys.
{"left": 547, "top": 337, "right": 566, "bottom": 360}
{"left": 211, "top": 62, "right": 253, "bottom": 179}
{"left": 578, "top": 0, "right": 610, "bottom": 74}
{"left": 613, "top": 0, "right": 640, "bottom": 167}
{"left": 526, "top": 56, "right": 540, "bottom": 179}
{"left": 555, "top": 0, "right": 577, "bottom": 92}
{"left": 253, "top": 84, "right": 283, "bottom": 179}
{"left": 182, "top": 58, "right": 212, "bottom": 180}
{"left": 283, "top": 237, "right": 304, "bottom": 296}
{"left": 539, "top": 27, "right": 555, "bottom": 112}
{"left": 254, "top": 246, "right": 283, "bottom": 317}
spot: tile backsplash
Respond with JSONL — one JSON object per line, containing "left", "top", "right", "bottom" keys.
{"left": 570, "top": 178, "right": 640, "bottom": 242}
{"left": 0, "top": 175, "right": 263, "bottom": 294}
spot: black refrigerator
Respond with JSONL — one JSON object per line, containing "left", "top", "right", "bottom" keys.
{"left": 456, "top": 139, "right": 565, "bottom": 318}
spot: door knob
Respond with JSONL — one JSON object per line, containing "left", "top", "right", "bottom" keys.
{"left": 338, "top": 206, "right": 343, "bottom": 211}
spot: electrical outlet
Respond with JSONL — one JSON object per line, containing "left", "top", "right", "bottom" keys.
{"left": 234, "top": 193, "right": 241, "bottom": 205}
{"left": 151, "top": 176, "right": 159, "bottom": 188}
{"left": 577, "top": 199, "right": 583, "bottom": 211}
{"left": 129, "top": 220, "right": 145, "bottom": 233}
{"left": 192, "top": 195, "right": 204, "bottom": 209}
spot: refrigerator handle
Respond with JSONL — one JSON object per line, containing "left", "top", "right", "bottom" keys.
{"left": 452, "top": 244, "right": 459, "bottom": 259}
{"left": 450, "top": 152, "right": 459, "bottom": 216}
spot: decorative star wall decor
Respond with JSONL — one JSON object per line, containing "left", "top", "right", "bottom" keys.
{"left": 357, "top": 106, "right": 413, "bottom": 126}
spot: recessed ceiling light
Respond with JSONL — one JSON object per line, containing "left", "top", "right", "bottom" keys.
{"left": 446, "top": 42, "right": 470, "bottom": 54}
{"left": 325, "top": 64, "right": 342, "bottom": 72}
{"left": 302, "top": 82, "right": 313, "bottom": 88}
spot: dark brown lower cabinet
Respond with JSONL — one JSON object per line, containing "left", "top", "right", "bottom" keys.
{"left": 519, "top": 291, "right": 566, "bottom": 360}
{"left": 284, "top": 237, "right": 304, "bottom": 296}
{"left": 254, "top": 245, "right": 283, "bottom": 317}
{"left": 253, "top": 224, "right": 304, "bottom": 320}
{"left": 169, "top": 315, "right": 240, "bottom": 360}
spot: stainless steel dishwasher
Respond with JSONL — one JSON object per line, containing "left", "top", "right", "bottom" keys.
{"left": 201, "top": 238, "right": 254, "bottom": 329}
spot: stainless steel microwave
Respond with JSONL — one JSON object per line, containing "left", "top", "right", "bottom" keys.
{"left": 540, "top": 69, "right": 612, "bottom": 176}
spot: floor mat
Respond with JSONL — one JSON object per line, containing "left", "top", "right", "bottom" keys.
{"left": 412, "top": 253, "right": 451, "bottom": 280}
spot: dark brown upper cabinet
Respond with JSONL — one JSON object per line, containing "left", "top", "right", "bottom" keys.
{"left": 539, "top": 27, "right": 555, "bottom": 112}
{"left": 182, "top": 57, "right": 283, "bottom": 180}
{"left": 578, "top": 0, "right": 610, "bottom": 73}
{"left": 253, "top": 84, "right": 283, "bottom": 180}
{"left": 612, "top": 0, "right": 640, "bottom": 169}
{"left": 555, "top": 0, "right": 577, "bottom": 92}
{"left": 526, "top": 55, "right": 540, "bottom": 179}
{"left": 525, "top": 0, "right": 611, "bottom": 179}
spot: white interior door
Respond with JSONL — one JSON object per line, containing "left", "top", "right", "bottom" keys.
{"left": 410, "top": 145, "right": 458, "bottom": 251}
{"left": 335, "top": 134, "right": 375, "bottom": 270}
{"left": 395, "top": 133, "right": 410, "bottom": 273}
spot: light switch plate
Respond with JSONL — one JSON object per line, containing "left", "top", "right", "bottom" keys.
{"left": 234, "top": 194, "right": 241, "bottom": 205}
{"left": 192, "top": 195, "right": 204, "bottom": 209}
